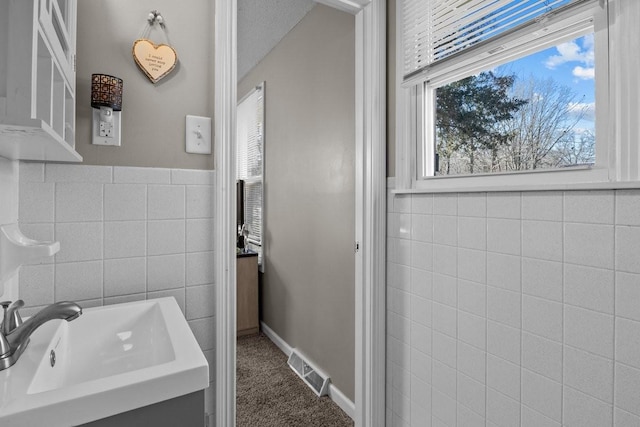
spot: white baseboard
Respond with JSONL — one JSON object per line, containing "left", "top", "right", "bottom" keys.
{"left": 259, "top": 321, "right": 355, "bottom": 420}
{"left": 326, "top": 382, "right": 356, "bottom": 420}
{"left": 260, "top": 321, "right": 292, "bottom": 356}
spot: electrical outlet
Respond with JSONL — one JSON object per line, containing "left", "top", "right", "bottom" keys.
{"left": 99, "top": 121, "right": 113, "bottom": 138}
{"left": 92, "top": 109, "right": 121, "bottom": 146}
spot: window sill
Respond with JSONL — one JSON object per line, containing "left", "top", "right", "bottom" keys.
{"left": 388, "top": 176, "right": 640, "bottom": 194}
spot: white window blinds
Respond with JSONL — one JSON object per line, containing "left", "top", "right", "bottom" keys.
{"left": 236, "top": 84, "right": 264, "bottom": 249}
{"left": 402, "top": 0, "right": 592, "bottom": 82}
{"left": 243, "top": 180, "right": 262, "bottom": 246}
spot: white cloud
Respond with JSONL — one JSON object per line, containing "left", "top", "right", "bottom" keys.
{"left": 567, "top": 101, "right": 596, "bottom": 121}
{"left": 572, "top": 127, "right": 595, "bottom": 137}
{"left": 545, "top": 34, "right": 595, "bottom": 70}
{"left": 573, "top": 66, "right": 595, "bottom": 80}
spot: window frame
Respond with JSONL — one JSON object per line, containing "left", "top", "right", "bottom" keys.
{"left": 236, "top": 82, "right": 265, "bottom": 270}
{"left": 395, "top": 0, "right": 620, "bottom": 193}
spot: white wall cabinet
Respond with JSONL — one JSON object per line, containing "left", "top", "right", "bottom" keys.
{"left": 0, "top": 0, "right": 82, "bottom": 162}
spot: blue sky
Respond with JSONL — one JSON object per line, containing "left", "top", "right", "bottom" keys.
{"left": 495, "top": 34, "right": 596, "bottom": 135}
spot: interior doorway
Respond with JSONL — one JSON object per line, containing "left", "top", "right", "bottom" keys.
{"left": 214, "top": 0, "right": 387, "bottom": 425}
{"left": 235, "top": 2, "right": 356, "bottom": 422}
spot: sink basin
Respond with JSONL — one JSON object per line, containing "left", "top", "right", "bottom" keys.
{"left": 28, "top": 300, "right": 176, "bottom": 394}
{"left": 0, "top": 297, "right": 209, "bottom": 426}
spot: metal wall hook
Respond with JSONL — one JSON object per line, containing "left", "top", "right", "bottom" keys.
{"left": 147, "top": 10, "right": 165, "bottom": 28}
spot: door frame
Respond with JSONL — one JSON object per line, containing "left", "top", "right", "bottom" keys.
{"left": 213, "top": 0, "right": 387, "bottom": 425}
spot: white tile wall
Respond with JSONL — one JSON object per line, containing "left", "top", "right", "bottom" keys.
{"left": 104, "top": 184, "right": 147, "bottom": 221}
{"left": 148, "top": 254, "right": 186, "bottom": 291}
{"left": 55, "top": 183, "right": 103, "bottom": 222}
{"left": 148, "top": 220, "right": 186, "bottom": 255}
{"left": 487, "top": 252, "right": 521, "bottom": 292}
{"left": 19, "top": 183, "right": 55, "bottom": 223}
{"left": 487, "top": 354, "right": 520, "bottom": 400}
{"left": 104, "top": 257, "right": 146, "bottom": 296}
{"left": 18, "top": 163, "right": 216, "bottom": 416}
{"left": 564, "top": 386, "right": 612, "bottom": 427}
{"left": 148, "top": 185, "right": 186, "bottom": 220}
{"left": 0, "top": 158, "right": 20, "bottom": 301}
{"left": 104, "top": 221, "right": 146, "bottom": 259}
{"left": 387, "top": 189, "right": 640, "bottom": 427}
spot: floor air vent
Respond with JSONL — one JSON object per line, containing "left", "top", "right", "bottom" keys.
{"left": 287, "top": 349, "right": 330, "bottom": 397}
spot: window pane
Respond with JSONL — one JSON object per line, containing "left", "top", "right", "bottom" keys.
{"left": 244, "top": 180, "right": 262, "bottom": 245}
{"left": 237, "top": 88, "right": 263, "bottom": 180}
{"left": 236, "top": 83, "right": 265, "bottom": 270}
{"left": 434, "top": 33, "right": 595, "bottom": 176}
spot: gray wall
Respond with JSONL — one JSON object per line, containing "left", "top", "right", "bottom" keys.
{"left": 75, "top": 0, "right": 214, "bottom": 170}
{"left": 239, "top": 4, "right": 356, "bottom": 400}
{"left": 237, "top": 0, "right": 314, "bottom": 81}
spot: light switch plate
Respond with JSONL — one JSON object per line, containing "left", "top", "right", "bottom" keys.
{"left": 186, "top": 115, "right": 212, "bottom": 154}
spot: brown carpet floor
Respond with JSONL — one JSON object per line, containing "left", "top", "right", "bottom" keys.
{"left": 236, "top": 333, "right": 354, "bottom": 427}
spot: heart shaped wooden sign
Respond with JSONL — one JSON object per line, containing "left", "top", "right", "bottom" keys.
{"left": 132, "top": 39, "right": 178, "bottom": 84}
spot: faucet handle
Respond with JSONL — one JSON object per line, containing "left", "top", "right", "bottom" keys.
{"left": 0, "top": 331, "right": 9, "bottom": 358}
{"left": 1, "top": 300, "right": 24, "bottom": 335}
{"left": 0, "top": 301, "right": 10, "bottom": 337}
{"left": 0, "top": 301, "right": 11, "bottom": 332}
{"left": 8, "top": 300, "right": 24, "bottom": 332}
{"left": 0, "top": 301, "right": 9, "bottom": 358}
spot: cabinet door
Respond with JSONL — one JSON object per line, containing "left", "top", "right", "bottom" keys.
{"left": 237, "top": 256, "right": 259, "bottom": 336}
{"left": 0, "top": 0, "right": 81, "bottom": 161}
{"left": 39, "top": 0, "right": 76, "bottom": 87}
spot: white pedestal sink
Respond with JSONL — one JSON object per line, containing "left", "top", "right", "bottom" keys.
{"left": 0, "top": 297, "right": 209, "bottom": 426}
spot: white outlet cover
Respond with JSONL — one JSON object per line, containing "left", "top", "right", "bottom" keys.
{"left": 92, "top": 110, "right": 121, "bottom": 146}
{"left": 186, "top": 115, "right": 212, "bottom": 154}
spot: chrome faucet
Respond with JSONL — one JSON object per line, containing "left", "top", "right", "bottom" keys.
{"left": 0, "top": 300, "right": 82, "bottom": 371}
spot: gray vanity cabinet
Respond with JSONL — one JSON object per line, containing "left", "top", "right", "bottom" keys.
{"left": 79, "top": 391, "right": 205, "bottom": 427}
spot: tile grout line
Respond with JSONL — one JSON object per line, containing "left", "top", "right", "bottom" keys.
{"left": 520, "top": 191, "right": 524, "bottom": 427}
{"left": 106, "top": 168, "right": 113, "bottom": 302}
{"left": 485, "top": 192, "right": 490, "bottom": 427}
{"left": 453, "top": 193, "right": 459, "bottom": 426}
{"left": 430, "top": 195, "right": 435, "bottom": 425}
{"left": 53, "top": 176, "right": 57, "bottom": 304}
{"left": 145, "top": 182, "right": 149, "bottom": 298}
{"left": 560, "top": 190, "right": 566, "bottom": 426}
{"left": 404, "top": 195, "right": 413, "bottom": 424}
{"left": 483, "top": 192, "right": 489, "bottom": 426}
{"left": 612, "top": 190, "right": 617, "bottom": 426}
{"left": 183, "top": 178, "right": 188, "bottom": 317}
{"left": 101, "top": 182, "right": 105, "bottom": 305}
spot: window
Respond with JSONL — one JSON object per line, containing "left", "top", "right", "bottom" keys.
{"left": 432, "top": 34, "right": 595, "bottom": 176}
{"left": 396, "top": 0, "right": 615, "bottom": 190}
{"left": 237, "top": 82, "right": 265, "bottom": 269}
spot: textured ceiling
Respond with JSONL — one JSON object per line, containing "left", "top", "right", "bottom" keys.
{"left": 238, "top": 0, "right": 316, "bottom": 80}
